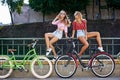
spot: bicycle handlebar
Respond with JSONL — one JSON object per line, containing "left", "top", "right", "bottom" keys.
{"left": 66, "top": 37, "right": 74, "bottom": 41}
{"left": 65, "top": 38, "right": 76, "bottom": 48}
{"left": 27, "top": 39, "right": 39, "bottom": 48}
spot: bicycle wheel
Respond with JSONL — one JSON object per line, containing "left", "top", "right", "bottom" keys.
{"left": 90, "top": 52, "right": 115, "bottom": 78}
{"left": 31, "top": 56, "right": 52, "bottom": 79}
{"left": 117, "top": 52, "right": 120, "bottom": 63}
{"left": 54, "top": 55, "right": 77, "bottom": 78}
{"left": 0, "top": 56, "right": 13, "bottom": 79}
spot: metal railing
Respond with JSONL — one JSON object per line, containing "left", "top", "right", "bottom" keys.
{"left": 0, "top": 38, "right": 120, "bottom": 58}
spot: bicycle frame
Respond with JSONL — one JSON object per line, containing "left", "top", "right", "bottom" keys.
{"left": 2, "top": 48, "right": 39, "bottom": 70}
{"left": 67, "top": 49, "right": 86, "bottom": 68}
{"left": 68, "top": 47, "right": 114, "bottom": 69}
{"left": 65, "top": 39, "right": 104, "bottom": 68}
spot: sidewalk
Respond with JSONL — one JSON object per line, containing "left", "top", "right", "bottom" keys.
{"left": 7, "top": 61, "right": 120, "bottom": 78}
{"left": 3, "top": 77, "right": 120, "bottom": 80}
{"left": 0, "top": 60, "right": 120, "bottom": 79}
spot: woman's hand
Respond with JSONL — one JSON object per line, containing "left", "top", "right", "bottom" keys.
{"left": 56, "top": 14, "right": 60, "bottom": 19}
{"left": 66, "top": 36, "right": 69, "bottom": 39}
{"left": 71, "top": 36, "right": 74, "bottom": 39}
{"left": 52, "top": 14, "right": 60, "bottom": 23}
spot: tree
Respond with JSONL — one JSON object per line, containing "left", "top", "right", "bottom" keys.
{"left": 56, "top": 0, "right": 90, "bottom": 13}
{"left": 29, "top": 0, "right": 90, "bottom": 22}
{"left": 29, "top": 0, "right": 57, "bottom": 22}
{"left": 1, "top": 0, "right": 24, "bottom": 25}
{"left": 106, "top": 0, "right": 120, "bottom": 9}
{"left": 55, "top": 0, "right": 90, "bottom": 19}
{"left": 106, "top": 0, "right": 120, "bottom": 20}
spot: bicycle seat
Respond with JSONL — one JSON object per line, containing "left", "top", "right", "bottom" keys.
{"left": 8, "top": 49, "right": 17, "bottom": 52}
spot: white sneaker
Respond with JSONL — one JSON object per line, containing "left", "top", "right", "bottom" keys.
{"left": 46, "top": 48, "right": 52, "bottom": 56}
{"left": 98, "top": 47, "right": 104, "bottom": 52}
{"left": 52, "top": 56, "right": 58, "bottom": 61}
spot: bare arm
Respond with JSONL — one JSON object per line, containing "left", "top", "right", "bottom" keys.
{"left": 52, "top": 14, "right": 59, "bottom": 24}
{"left": 84, "top": 20, "right": 88, "bottom": 40}
{"left": 65, "top": 32, "right": 68, "bottom": 38}
{"left": 85, "top": 29, "right": 88, "bottom": 40}
{"left": 71, "top": 30, "right": 75, "bottom": 38}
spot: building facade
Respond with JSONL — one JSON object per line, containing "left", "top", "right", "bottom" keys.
{"left": 13, "top": 0, "right": 120, "bottom": 24}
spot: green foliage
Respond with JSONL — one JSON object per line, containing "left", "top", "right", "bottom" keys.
{"left": 29, "top": 0, "right": 90, "bottom": 14}
{"left": 1, "top": 0, "right": 24, "bottom": 25}
{"left": 29, "top": 0, "right": 57, "bottom": 14}
{"left": 0, "top": 26, "right": 4, "bottom": 30}
{"left": 106, "top": 0, "right": 120, "bottom": 9}
{"left": 1, "top": 0, "right": 24, "bottom": 14}
{"left": 55, "top": 0, "right": 90, "bottom": 14}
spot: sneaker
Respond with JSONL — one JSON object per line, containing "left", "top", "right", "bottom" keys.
{"left": 52, "top": 56, "right": 58, "bottom": 61}
{"left": 98, "top": 47, "right": 104, "bottom": 52}
{"left": 46, "top": 48, "right": 52, "bottom": 56}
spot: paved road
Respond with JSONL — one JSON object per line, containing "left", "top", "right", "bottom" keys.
{"left": 1, "top": 77, "right": 120, "bottom": 80}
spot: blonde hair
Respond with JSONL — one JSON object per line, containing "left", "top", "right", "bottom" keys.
{"left": 74, "top": 11, "right": 83, "bottom": 20}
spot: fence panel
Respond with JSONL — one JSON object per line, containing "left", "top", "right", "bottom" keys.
{"left": 0, "top": 38, "right": 120, "bottom": 59}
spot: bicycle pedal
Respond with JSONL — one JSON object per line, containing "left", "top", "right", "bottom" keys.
{"left": 26, "top": 69, "right": 29, "bottom": 72}
{"left": 25, "top": 69, "right": 29, "bottom": 72}
{"left": 19, "top": 69, "right": 23, "bottom": 72}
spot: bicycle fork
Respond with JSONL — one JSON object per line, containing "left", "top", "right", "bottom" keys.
{"left": 36, "top": 57, "right": 43, "bottom": 68}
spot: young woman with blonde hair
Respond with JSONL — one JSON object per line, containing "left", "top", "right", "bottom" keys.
{"left": 71, "top": 11, "right": 104, "bottom": 58}
{"left": 45, "top": 10, "right": 71, "bottom": 60}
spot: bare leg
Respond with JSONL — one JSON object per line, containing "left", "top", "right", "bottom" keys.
{"left": 44, "top": 33, "right": 54, "bottom": 49}
{"left": 87, "top": 32, "right": 102, "bottom": 47}
{"left": 49, "top": 37, "right": 59, "bottom": 57}
{"left": 78, "top": 37, "right": 89, "bottom": 56}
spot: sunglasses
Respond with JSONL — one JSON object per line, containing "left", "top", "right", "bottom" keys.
{"left": 60, "top": 12, "right": 66, "bottom": 15}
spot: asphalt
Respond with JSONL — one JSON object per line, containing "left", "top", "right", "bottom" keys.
{"left": 1, "top": 77, "right": 120, "bottom": 80}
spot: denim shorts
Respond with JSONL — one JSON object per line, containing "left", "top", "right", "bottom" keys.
{"left": 53, "top": 30, "right": 63, "bottom": 39}
{"left": 77, "top": 30, "right": 86, "bottom": 38}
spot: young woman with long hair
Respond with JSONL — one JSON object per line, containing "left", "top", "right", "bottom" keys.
{"left": 71, "top": 11, "right": 104, "bottom": 57}
{"left": 45, "top": 10, "right": 71, "bottom": 60}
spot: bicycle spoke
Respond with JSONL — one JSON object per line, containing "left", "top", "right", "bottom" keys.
{"left": 55, "top": 55, "right": 77, "bottom": 78}
{"left": 31, "top": 56, "right": 52, "bottom": 78}
{"left": 0, "top": 56, "right": 13, "bottom": 79}
{"left": 91, "top": 53, "right": 115, "bottom": 77}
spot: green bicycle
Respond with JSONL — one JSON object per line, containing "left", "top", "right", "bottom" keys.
{"left": 0, "top": 39, "right": 52, "bottom": 79}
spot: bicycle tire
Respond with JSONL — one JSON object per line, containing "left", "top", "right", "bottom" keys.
{"left": 0, "top": 55, "right": 13, "bottom": 79}
{"left": 54, "top": 55, "right": 77, "bottom": 78}
{"left": 31, "top": 56, "right": 52, "bottom": 79}
{"left": 90, "top": 52, "right": 115, "bottom": 78}
{"left": 117, "top": 52, "right": 120, "bottom": 63}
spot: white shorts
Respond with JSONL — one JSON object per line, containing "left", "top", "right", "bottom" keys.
{"left": 53, "top": 30, "right": 63, "bottom": 39}
{"left": 77, "top": 30, "right": 86, "bottom": 38}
